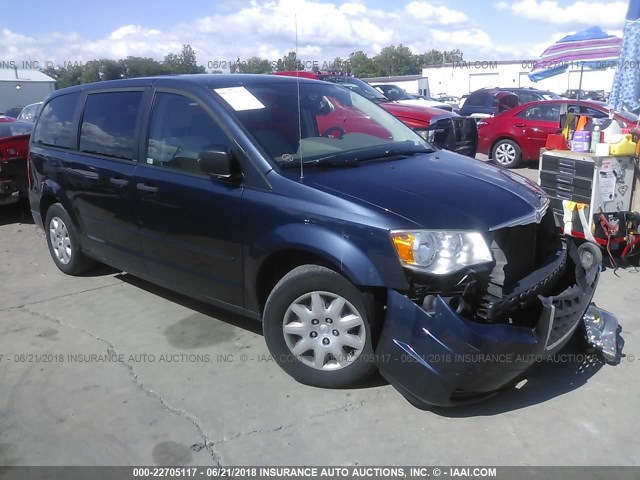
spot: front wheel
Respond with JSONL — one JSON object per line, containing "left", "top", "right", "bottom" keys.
{"left": 262, "top": 265, "right": 378, "bottom": 388}
{"left": 492, "top": 139, "right": 522, "bottom": 168}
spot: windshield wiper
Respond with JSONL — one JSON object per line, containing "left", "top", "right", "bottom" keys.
{"left": 280, "top": 144, "right": 434, "bottom": 168}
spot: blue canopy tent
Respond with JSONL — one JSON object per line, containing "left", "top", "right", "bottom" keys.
{"left": 528, "top": 26, "right": 622, "bottom": 100}
{"left": 609, "top": 0, "right": 640, "bottom": 113}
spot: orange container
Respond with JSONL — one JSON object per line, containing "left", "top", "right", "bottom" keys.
{"left": 545, "top": 134, "right": 569, "bottom": 150}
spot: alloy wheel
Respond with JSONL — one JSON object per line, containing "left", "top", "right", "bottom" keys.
{"left": 49, "top": 216, "right": 72, "bottom": 265}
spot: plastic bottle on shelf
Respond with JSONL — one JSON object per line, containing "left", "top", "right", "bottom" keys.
{"left": 590, "top": 125, "right": 600, "bottom": 153}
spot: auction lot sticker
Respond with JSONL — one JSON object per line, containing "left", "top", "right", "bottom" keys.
{"left": 214, "top": 86, "right": 265, "bottom": 111}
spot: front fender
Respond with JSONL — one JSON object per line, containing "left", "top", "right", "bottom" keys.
{"left": 246, "top": 222, "right": 409, "bottom": 312}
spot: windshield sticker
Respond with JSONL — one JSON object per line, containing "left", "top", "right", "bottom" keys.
{"left": 282, "top": 153, "right": 294, "bottom": 163}
{"left": 214, "top": 86, "right": 265, "bottom": 111}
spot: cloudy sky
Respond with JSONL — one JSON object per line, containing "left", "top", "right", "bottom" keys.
{"left": 0, "top": 0, "right": 629, "bottom": 70}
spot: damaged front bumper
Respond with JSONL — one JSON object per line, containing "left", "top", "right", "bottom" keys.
{"left": 375, "top": 240, "right": 611, "bottom": 407}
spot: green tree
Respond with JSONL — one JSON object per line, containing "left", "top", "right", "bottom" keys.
{"left": 325, "top": 56, "right": 347, "bottom": 72}
{"left": 373, "top": 45, "right": 419, "bottom": 76}
{"left": 55, "top": 65, "right": 84, "bottom": 88}
{"left": 417, "top": 49, "right": 464, "bottom": 67}
{"left": 119, "top": 56, "right": 167, "bottom": 77}
{"left": 163, "top": 44, "right": 206, "bottom": 74}
{"left": 274, "top": 51, "right": 302, "bottom": 71}
{"left": 235, "top": 56, "right": 272, "bottom": 74}
{"left": 445, "top": 49, "right": 464, "bottom": 63}
{"left": 347, "top": 51, "right": 379, "bottom": 77}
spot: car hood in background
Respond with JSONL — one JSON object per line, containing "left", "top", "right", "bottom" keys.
{"left": 392, "top": 99, "right": 453, "bottom": 111}
{"left": 296, "top": 151, "right": 546, "bottom": 231}
{"left": 379, "top": 102, "right": 456, "bottom": 126}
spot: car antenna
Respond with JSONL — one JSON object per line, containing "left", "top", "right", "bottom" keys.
{"left": 295, "top": 13, "right": 304, "bottom": 180}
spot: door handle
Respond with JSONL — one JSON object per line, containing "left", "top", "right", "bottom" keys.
{"left": 109, "top": 178, "right": 129, "bottom": 188}
{"left": 514, "top": 123, "right": 526, "bottom": 128}
{"left": 136, "top": 183, "right": 159, "bottom": 193}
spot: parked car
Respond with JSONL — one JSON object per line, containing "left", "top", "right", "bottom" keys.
{"left": 435, "top": 95, "right": 460, "bottom": 108}
{"left": 370, "top": 84, "right": 453, "bottom": 111}
{"left": 275, "top": 71, "right": 476, "bottom": 157}
{"left": 29, "top": 74, "right": 606, "bottom": 407}
{"left": 477, "top": 99, "right": 639, "bottom": 168}
{"left": 460, "top": 87, "right": 562, "bottom": 117}
{"left": 1, "top": 106, "right": 25, "bottom": 119}
{"left": 0, "top": 117, "right": 34, "bottom": 205}
{"left": 563, "top": 89, "right": 607, "bottom": 101}
{"left": 17, "top": 102, "right": 43, "bottom": 122}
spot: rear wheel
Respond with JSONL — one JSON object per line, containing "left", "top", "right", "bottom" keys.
{"left": 45, "top": 203, "right": 95, "bottom": 275}
{"left": 492, "top": 139, "right": 522, "bottom": 168}
{"left": 263, "top": 265, "right": 378, "bottom": 388}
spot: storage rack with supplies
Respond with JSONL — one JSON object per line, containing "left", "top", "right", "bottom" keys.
{"left": 538, "top": 149, "right": 638, "bottom": 251}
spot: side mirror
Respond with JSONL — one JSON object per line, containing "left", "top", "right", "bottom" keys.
{"left": 198, "top": 148, "right": 234, "bottom": 178}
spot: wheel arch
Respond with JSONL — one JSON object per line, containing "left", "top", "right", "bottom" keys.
{"left": 489, "top": 136, "right": 520, "bottom": 159}
{"left": 250, "top": 224, "right": 401, "bottom": 314}
{"left": 38, "top": 179, "right": 78, "bottom": 229}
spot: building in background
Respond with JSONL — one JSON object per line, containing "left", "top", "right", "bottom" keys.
{"left": 364, "top": 61, "right": 616, "bottom": 99}
{"left": 422, "top": 61, "right": 616, "bottom": 97}
{"left": 0, "top": 68, "right": 55, "bottom": 115}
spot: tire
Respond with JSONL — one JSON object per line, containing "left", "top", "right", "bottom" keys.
{"left": 263, "top": 265, "right": 378, "bottom": 388}
{"left": 44, "top": 203, "right": 95, "bottom": 275}
{"left": 492, "top": 139, "right": 522, "bottom": 168}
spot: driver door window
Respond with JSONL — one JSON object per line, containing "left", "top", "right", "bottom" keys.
{"left": 146, "top": 93, "right": 232, "bottom": 174}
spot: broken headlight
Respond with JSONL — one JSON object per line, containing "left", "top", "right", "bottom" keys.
{"left": 391, "top": 230, "right": 493, "bottom": 275}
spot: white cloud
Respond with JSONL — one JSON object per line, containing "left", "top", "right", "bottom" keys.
{"left": 495, "top": 0, "right": 626, "bottom": 28}
{"left": 405, "top": 1, "right": 468, "bottom": 24}
{"left": 340, "top": 2, "right": 367, "bottom": 15}
{"left": 0, "top": 0, "right": 507, "bottom": 71}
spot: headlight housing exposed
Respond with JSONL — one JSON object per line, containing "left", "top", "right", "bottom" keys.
{"left": 391, "top": 230, "right": 493, "bottom": 275}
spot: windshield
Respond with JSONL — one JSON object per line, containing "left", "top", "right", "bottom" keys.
{"left": 319, "top": 76, "right": 389, "bottom": 102}
{"left": 378, "top": 86, "right": 415, "bottom": 101}
{"left": 217, "top": 82, "right": 431, "bottom": 166}
{"left": 542, "top": 92, "right": 562, "bottom": 100}
{"left": 616, "top": 109, "right": 639, "bottom": 123}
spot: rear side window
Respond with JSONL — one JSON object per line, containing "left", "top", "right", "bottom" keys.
{"left": 32, "top": 93, "right": 80, "bottom": 149}
{"left": 80, "top": 91, "right": 143, "bottom": 160}
{"left": 465, "top": 92, "right": 487, "bottom": 107}
{"left": 517, "top": 92, "right": 538, "bottom": 104}
{"left": 518, "top": 104, "right": 560, "bottom": 121}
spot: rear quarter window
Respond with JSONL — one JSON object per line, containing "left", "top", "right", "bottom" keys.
{"left": 79, "top": 91, "right": 143, "bottom": 160}
{"left": 465, "top": 92, "right": 487, "bottom": 107}
{"left": 32, "top": 93, "right": 81, "bottom": 149}
{"left": 517, "top": 92, "right": 538, "bottom": 104}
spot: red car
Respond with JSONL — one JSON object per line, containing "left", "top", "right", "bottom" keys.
{"left": 477, "top": 100, "right": 639, "bottom": 168}
{"left": 0, "top": 116, "right": 33, "bottom": 205}
{"left": 275, "top": 71, "right": 477, "bottom": 157}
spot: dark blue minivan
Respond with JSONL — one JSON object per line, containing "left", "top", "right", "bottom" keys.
{"left": 28, "top": 74, "right": 605, "bottom": 406}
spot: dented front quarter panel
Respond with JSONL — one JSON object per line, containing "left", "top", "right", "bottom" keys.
{"left": 375, "top": 239, "right": 602, "bottom": 407}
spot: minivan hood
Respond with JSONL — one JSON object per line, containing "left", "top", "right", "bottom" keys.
{"left": 296, "top": 151, "right": 547, "bottom": 231}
